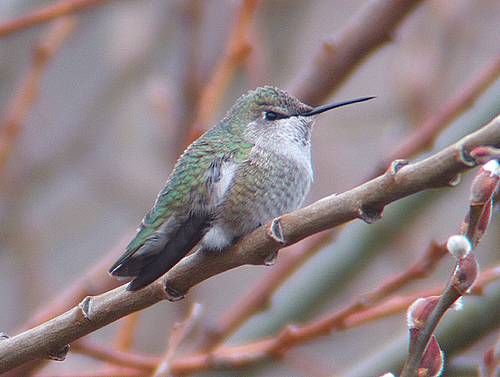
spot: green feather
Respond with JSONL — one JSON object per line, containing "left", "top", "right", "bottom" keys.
{"left": 123, "top": 126, "right": 253, "bottom": 256}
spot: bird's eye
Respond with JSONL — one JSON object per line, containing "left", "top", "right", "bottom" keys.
{"left": 264, "top": 111, "right": 280, "bottom": 121}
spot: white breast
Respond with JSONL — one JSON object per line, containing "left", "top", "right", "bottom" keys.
{"left": 212, "top": 161, "right": 238, "bottom": 204}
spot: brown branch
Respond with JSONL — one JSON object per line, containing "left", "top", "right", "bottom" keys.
{"left": 373, "top": 54, "right": 500, "bottom": 177}
{"left": 184, "top": 0, "right": 259, "bottom": 147}
{"left": 0, "top": 115, "right": 498, "bottom": 374}
{"left": 0, "top": 17, "right": 76, "bottom": 173}
{"left": 288, "top": 0, "right": 424, "bottom": 105}
{"left": 0, "top": 0, "right": 108, "bottom": 38}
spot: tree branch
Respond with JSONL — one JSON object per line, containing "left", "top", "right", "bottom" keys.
{"left": 288, "top": 0, "right": 424, "bottom": 105}
{"left": 0, "top": 115, "right": 498, "bottom": 373}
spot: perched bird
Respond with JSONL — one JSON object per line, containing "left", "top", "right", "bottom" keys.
{"left": 109, "top": 86, "right": 373, "bottom": 291}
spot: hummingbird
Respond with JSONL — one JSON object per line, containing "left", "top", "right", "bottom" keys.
{"left": 109, "top": 86, "right": 374, "bottom": 291}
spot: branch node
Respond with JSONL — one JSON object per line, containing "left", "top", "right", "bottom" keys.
{"left": 447, "top": 174, "right": 462, "bottom": 187}
{"left": 47, "top": 344, "right": 70, "bottom": 361}
{"left": 268, "top": 217, "right": 286, "bottom": 245}
{"left": 358, "top": 205, "right": 384, "bottom": 224}
{"left": 0, "top": 332, "right": 9, "bottom": 340}
{"left": 386, "top": 159, "right": 409, "bottom": 176}
{"left": 456, "top": 143, "right": 477, "bottom": 167}
{"left": 78, "top": 296, "right": 92, "bottom": 321}
{"left": 164, "top": 284, "right": 185, "bottom": 302}
{"left": 263, "top": 250, "right": 278, "bottom": 266}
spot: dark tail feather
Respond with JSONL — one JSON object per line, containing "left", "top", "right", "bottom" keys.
{"left": 125, "top": 214, "right": 209, "bottom": 291}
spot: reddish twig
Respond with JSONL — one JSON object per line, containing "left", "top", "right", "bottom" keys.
{"left": 0, "top": 0, "right": 108, "bottom": 38}
{"left": 184, "top": 0, "right": 259, "bottom": 148}
{"left": 373, "top": 54, "right": 500, "bottom": 177}
{"left": 71, "top": 340, "right": 159, "bottom": 371}
{"left": 0, "top": 17, "right": 76, "bottom": 174}
{"left": 288, "top": 0, "right": 424, "bottom": 105}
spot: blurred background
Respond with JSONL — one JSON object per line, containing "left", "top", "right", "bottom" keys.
{"left": 0, "top": 0, "right": 499, "bottom": 376}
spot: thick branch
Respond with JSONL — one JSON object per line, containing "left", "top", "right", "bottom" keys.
{"left": 0, "top": 115, "right": 498, "bottom": 373}
{"left": 288, "top": 0, "right": 424, "bottom": 104}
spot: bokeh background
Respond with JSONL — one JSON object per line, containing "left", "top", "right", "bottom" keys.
{"left": 0, "top": 1, "right": 499, "bottom": 376}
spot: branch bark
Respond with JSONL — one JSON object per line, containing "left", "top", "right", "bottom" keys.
{"left": 0, "top": 115, "right": 498, "bottom": 374}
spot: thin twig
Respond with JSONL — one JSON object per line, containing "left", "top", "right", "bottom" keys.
{"left": 0, "top": 115, "right": 498, "bottom": 374}
{"left": 0, "top": 0, "right": 108, "bottom": 38}
{"left": 71, "top": 340, "right": 159, "bottom": 371}
{"left": 0, "top": 17, "right": 77, "bottom": 173}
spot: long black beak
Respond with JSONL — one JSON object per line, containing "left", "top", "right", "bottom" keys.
{"left": 301, "top": 96, "right": 375, "bottom": 117}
